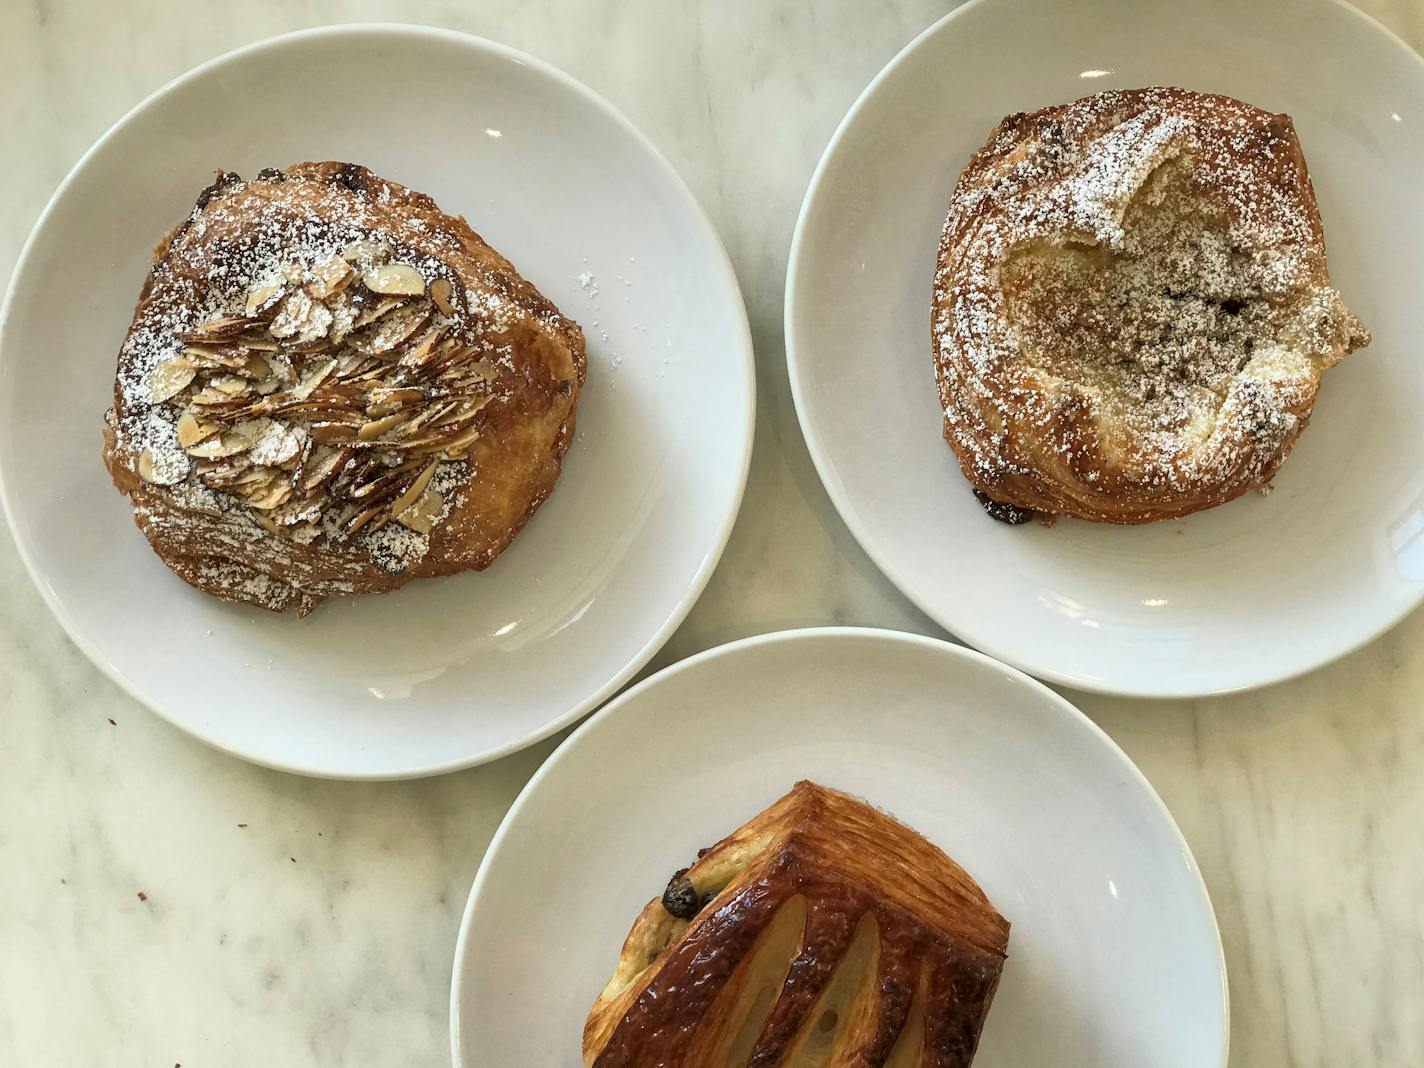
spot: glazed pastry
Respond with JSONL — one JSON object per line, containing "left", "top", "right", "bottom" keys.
{"left": 584, "top": 781, "right": 1009, "bottom": 1067}
{"left": 103, "top": 162, "right": 585, "bottom": 613}
{"left": 933, "top": 87, "right": 1369, "bottom": 524}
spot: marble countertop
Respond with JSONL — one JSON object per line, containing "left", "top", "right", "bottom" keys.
{"left": 3, "top": 1, "right": 1421, "bottom": 1064}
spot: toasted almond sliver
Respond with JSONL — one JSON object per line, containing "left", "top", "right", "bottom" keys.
{"left": 192, "top": 315, "right": 263, "bottom": 339}
{"left": 270, "top": 290, "right": 316, "bottom": 339}
{"left": 362, "top": 263, "right": 426, "bottom": 296}
{"left": 186, "top": 431, "right": 252, "bottom": 459}
{"left": 353, "top": 296, "right": 406, "bottom": 330}
{"left": 296, "top": 301, "right": 334, "bottom": 344}
{"left": 429, "top": 277, "right": 455, "bottom": 316}
{"left": 366, "top": 387, "right": 425, "bottom": 417}
{"left": 147, "top": 359, "right": 196, "bottom": 404}
{"left": 241, "top": 353, "right": 269, "bottom": 376}
{"left": 389, "top": 399, "right": 459, "bottom": 440}
{"left": 307, "top": 255, "right": 354, "bottom": 300}
{"left": 344, "top": 503, "right": 385, "bottom": 536}
{"left": 291, "top": 358, "right": 336, "bottom": 401}
{"left": 398, "top": 327, "right": 446, "bottom": 368}
{"left": 248, "top": 482, "right": 293, "bottom": 511}
{"left": 367, "top": 303, "right": 432, "bottom": 355}
{"left": 137, "top": 447, "right": 187, "bottom": 486}
{"left": 176, "top": 412, "right": 217, "bottom": 447}
{"left": 407, "top": 424, "right": 481, "bottom": 456}
{"left": 299, "top": 446, "right": 351, "bottom": 491}
{"left": 210, "top": 375, "right": 250, "bottom": 396}
{"left": 310, "top": 422, "right": 356, "bottom": 444}
{"left": 389, "top": 461, "right": 438, "bottom": 517}
{"left": 342, "top": 240, "right": 391, "bottom": 264}
{"left": 356, "top": 412, "right": 407, "bottom": 441}
{"left": 249, "top": 420, "right": 303, "bottom": 466}
{"left": 245, "top": 282, "right": 286, "bottom": 317}
{"left": 396, "top": 486, "right": 444, "bottom": 534}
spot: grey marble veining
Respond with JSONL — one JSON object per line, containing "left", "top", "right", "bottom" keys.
{"left": 1, "top": 1, "right": 1422, "bottom": 1065}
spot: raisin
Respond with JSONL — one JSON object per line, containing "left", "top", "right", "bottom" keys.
{"left": 973, "top": 489, "right": 1035, "bottom": 525}
{"left": 660, "top": 869, "right": 701, "bottom": 920}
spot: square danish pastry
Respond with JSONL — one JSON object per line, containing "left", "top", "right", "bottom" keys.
{"left": 584, "top": 781, "right": 1009, "bottom": 1067}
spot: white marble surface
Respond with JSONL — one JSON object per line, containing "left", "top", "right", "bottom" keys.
{"left": 1, "top": 1, "right": 1421, "bottom": 1064}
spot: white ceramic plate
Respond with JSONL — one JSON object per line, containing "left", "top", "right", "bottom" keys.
{"left": 0, "top": 26, "right": 753, "bottom": 778}
{"left": 786, "top": 0, "right": 1424, "bottom": 697}
{"left": 451, "top": 628, "right": 1227, "bottom": 1067}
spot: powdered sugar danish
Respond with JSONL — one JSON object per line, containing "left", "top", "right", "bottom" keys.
{"left": 933, "top": 88, "right": 1368, "bottom": 524}
{"left": 103, "top": 162, "right": 585, "bottom": 613}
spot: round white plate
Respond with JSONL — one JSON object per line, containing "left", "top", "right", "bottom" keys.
{"left": 451, "top": 628, "right": 1227, "bottom": 1067}
{"left": 0, "top": 26, "right": 753, "bottom": 778}
{"left": 786, "top": 0, "right": 1424, "bottom": 697}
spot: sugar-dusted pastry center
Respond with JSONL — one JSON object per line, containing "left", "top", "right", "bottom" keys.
{"left": 137, "top": 242, "right": 495, "bottom": 555}
{"left": 1001, "top": 160, "right": 1278, "bottom": 456}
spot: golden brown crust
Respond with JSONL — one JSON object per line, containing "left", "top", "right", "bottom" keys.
{"left": 103, "top": 162, "right": 585, "bottom": 612}
{"left": 584, "top": 782, "right": 1009, "bottom": 1067}
{"left": 933, "top": 87, "right": 1368, "bottom": 524}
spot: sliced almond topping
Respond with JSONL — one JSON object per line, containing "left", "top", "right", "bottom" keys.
{"left": 352, "top": 296, "right": 407, "bottom": 330}
{"left": 365, "top": 303, "right": 433, "bottom": 355}
{"left": 395, "top": 487, "right": 444, "bottom": 534}
{"left": 366, "top": 387, "right": 425, "bottom": 417}
{"left": 439, "top": 425, "right": 482, "bottom": 457}
{"left": 246, "top": 481, "right": 293, "bottom": 511}
{"left": 356, "top": 412, "right": 407, "bottom": 441}
{"left": 307, "top": 255, "right": 354, "bottom": 300}
{"left": 137, "top": 446, "right": 188, "bottom": 486}
{"left": 186, "top": 430, "right": 253, "bottom": 459}
{"left": 249, "top": 420, "right": 304, "bottom": 467}
{"left": 299, "top": 446, "right": 352, "bottom": 491}
{"left": 299, "top": 302, "right": 334, "bottom": 344}
{"left": 398, "top": 327, "right": 446, "bottom": 369}
{"left": 342, "top": 240, "right": 391, "bottom": 264}
{"left": 189, "top": 316, "right": 263, "bottom": 340}
{"left": 291, "top": 358, "right": 336, "bottom": 401}
{"left": 270, "top": 290, "right": 316, "bottom": 339}
{"left": 343, "top": 503, "right": 385, "bottom": 536}
{"left": 389, "top": 460, "right": 437, "bottom": 517}
{"left": 209, "top": 375, "right": 250, "bottom": 396}
{"left": 429, "top": 277, "right": 455, "bottom": 316}
{"left": 176, "top": 411, "right": 218, "bottom": 448}
{"left": 362, "top": 263, "right": 426, "bottom": 296}
{"left": 245, "top": 282, "right": 286, "bottom": 317}
{"left": 148, "top": 359, "right": 196, "bottom": 404}
{"left": 328, "top": 291, "right": 357, "bottom": 345}
{"left": 241, "top": 351, "right": 270, "bottom": 375}
{"left": 182, "top": 344, "right": 248, "bottom": 369}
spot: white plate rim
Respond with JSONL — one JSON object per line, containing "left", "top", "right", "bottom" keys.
{"left": 783, "top": 0, "right": 1424, "bottom": 700}
{"left": 0, "top": 23, "right": 756, "bottom": 780}
{"left": 448, "top": 625, "right": 1230, "bottom": 1065}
